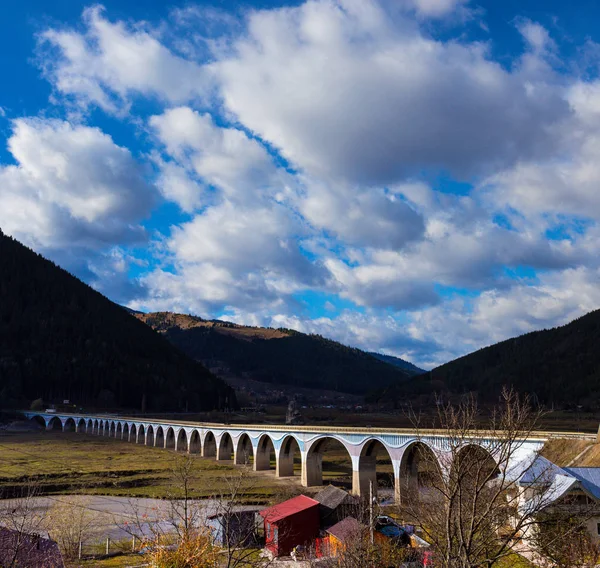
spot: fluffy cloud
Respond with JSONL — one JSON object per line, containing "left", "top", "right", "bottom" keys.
{"left": 22, "top": 2, "right": 600, "bottom": 368}
{"left": 211, "top": 0, "right": 568, "bottom": 185}
{"left": 150, "top": 107, "right": 281, "bottom": 209}
{"left": 0, "top": 117, "right": 154, "bottom": 251}
{"left": 39, "top": 6, "right": 209, "bottom": 114}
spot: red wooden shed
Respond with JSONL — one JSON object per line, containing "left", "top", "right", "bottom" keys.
{"left": 259, "top": 494, "right": 320, "bottom": 556}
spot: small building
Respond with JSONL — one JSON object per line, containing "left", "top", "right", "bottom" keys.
{"left": 207, "top": 510, "right": 259, "bottom": 547}
{"left": 325, "top": 516, "right": 363, "bottom": 557}
{"left": 259, "top": 495, "right": 320, "bottom": 557}
{"left": 0, "top": 528, "right": 65, "bottom": 568}
{"left": 313, "top": 484, "right": 359, "bottom": 528}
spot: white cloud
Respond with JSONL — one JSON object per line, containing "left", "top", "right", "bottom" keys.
{"left": 405, "top": 0, "right": 470, "bottom": 19}
{"left": 211, "top": 0, "right": 568, "bottom": 185}
{"left": 150, "top": 106, "right": 280, "bottom": 207}
{"left": 0, "top": 117, "right": 154, "bottom": 251}
{"left": 39, "top": 5, "right": 209, "bottom": 114}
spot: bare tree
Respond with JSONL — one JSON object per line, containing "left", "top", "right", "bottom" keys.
{"left": 401, "top": 388, "right": 599, "bottom": 568}
{"left": 44, "top": 496, "right": 103, "bottom": 560}
{"left": 0, "top": 482, "right": 47, "bottom": 568}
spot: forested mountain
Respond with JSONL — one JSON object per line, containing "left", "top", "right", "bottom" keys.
{"left": 0, "top": 230, "right": 234, "bottom": 411}
{"left": 368, "top": 352, "right": 424, "bottom": 375}
{"left": 135, "top": 312, "right": 414, "bottom": 395}
{"left": 378, "top": 309, "right": 600, "bottom": 410}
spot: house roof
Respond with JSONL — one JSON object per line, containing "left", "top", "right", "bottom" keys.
{"left": 314, "top": 485, "right": 357, "bottom": 510}
{"left": 516, "top": 455, "right": 566, "bottom": 485}
{"left": 564, "top": 468, "right": 600, "bottom": 500}
{"left": 326, "top": 517, "right": 363, "bottom": 542}
{"left": 0, "top": 528, "right": 65, "bottom": 568}
{"left": 259, "top": 495, "right": 319, "bottom": 523}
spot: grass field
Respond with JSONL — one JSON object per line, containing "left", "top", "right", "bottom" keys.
{"left": 0, "top": 430, "right": 362, "bottom": 502}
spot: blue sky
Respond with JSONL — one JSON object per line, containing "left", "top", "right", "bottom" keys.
{"left": 2, "top": 0, "right": 600, "bottom": 368}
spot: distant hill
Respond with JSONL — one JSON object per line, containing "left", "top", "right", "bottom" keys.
{"left": 0, "top": 230, "right": 234, "bottom": 412}
{"left": 368, "top": 352, "right": 424, "bottom": 375}
{"left": 134, "top": 312, "right": 413, "bottom": 395}
{"left": 376, "top": 309, "right": 600, "bottom": 410}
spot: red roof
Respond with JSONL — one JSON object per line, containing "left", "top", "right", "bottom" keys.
{"left": 260, "top": 495, "right": 319, "bottom": 523}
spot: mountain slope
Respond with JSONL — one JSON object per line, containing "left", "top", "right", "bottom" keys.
{"left": 135, "top": 312, "right": 414, "bottom": 395}
{"left": 0, "top": 230, "right": 233, "bottom": 411}
{"left": 410, "top": 309, "right": 600, "bottom": 409}
{"left": 368, "top": 352, "right": 424, "bottom": 375}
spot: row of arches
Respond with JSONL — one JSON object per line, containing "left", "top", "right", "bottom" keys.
{"left": 33, "top": 414, "right": 499, "bottom": 500}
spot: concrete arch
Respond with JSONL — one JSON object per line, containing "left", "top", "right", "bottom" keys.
{"left": 189, "top": 430, "right": 201, "bottom": 454}
{"left": 47, "top": 416, "right": 62, "bottom": 431}
{"left": 146, "top": 425, "right": 155, "bottom": 447}
{"left": 165, "top": 427, "right": 176, "bottom": 450}
{"left": 104, "top": 420, "right": 110, "bottom": 436}
{"left": 217, "top": 433, "right": 234, "bottom": 461}
{"left": 176, "top": 429, "right": 188, "bottom": 452}
{"left": 357, "top": 438, "right": 394, "bottom": 498}
{"left": 110, "top": 421, "right": 116, "bottom": 437}
{"left": 63, "top": 417, "right": 76, "bottom": 432}
{"left": 277, "top": 435, "right": 301, "bottom": 478}
{"left": 452, "top": 443, "right": 499, "bottom": 482}
{"left": 254, "top": 434, "right": 275, "bottom": 472}
{"left": 137, "top": 424, "right": 146, "bottom": 444}
{"left": 203, "top": 431, "right": 216, "bottom": 458}
{"left": 30, "top": 415, "right": 47, "bottom": 429}
{"left": 398, "top": 441, "right": 443, "bottom": 503}
{"left": 122, "top": 423, "right": 129, "bottom": 440}
{"left": 235, "top": 433, "right": 254, "bottom": 466}
{"left": 130, "top": 424, "right": 137, "bottom": 443}
{"left": 116, "top": 422, "right": 123, "bottom": 438}
{"left": 87, "top": 419, "right": 94, "bottom": 433}
{"left": 155, "top": 426, "right": 165, "bottom": 448}
{"left": 77, "top": 418, "right": 86, "bottom": 433}
{"left": 304, "top": 436, "right": 353, "bottom": 489}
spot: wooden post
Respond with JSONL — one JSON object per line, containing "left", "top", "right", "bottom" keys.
{"left": 132, "top": 535, "right": 136, "bottom": 552}
{"left": 106, "top": 537, "right": 110, "bottom": 555}
{"left": 78, "top": 541, "right": 82, "bottom": 560}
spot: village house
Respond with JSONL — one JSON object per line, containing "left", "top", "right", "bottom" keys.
{"left": 313, "top": 484, "right": 359, "bottom": 528}
{"left": 259, "top": 495, "right": 320, "bottom": 557}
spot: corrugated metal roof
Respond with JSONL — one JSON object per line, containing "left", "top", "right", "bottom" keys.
{"left": 564, "top": 467, "right": 600, "bottom": 500}
{"left": 314, "top": 485, "right": 357, "bottom": 510}
{"left": 259, "top": 495, "right": 319, "bottom": 523}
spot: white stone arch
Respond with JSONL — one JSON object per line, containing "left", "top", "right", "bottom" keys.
{"left": 155, "top": 426, "right": 165, "bottom": 448}
{"left": 116, "top": 422, "right": 123, "bottom": 438}
{"left": 146, "top": 425, "right": 155, "bottom": 447}
{"left": 130, "top": 423, "right": 137, "bottom": 443}
{"left": 47, "top": 416, "right": 62, "bottom": 431}
{"left": 29, "top": 415, "right": 47, "bottom": 429}
{"left": 63, "top": 417, "right": 76, "bottom": 432}
{"left": 451, "top": 442, "right": 500, "bottom": 480}
{"left": 76, "top": 417, "right": 86, "bottom": 433}
{"left": 165, "top": 427, "right": 176, "bottom": 450}
{"left": 137, "top": 424, "right": 146, "bottom": 444}
{"left": 217, "top": 432, "right": 234, "bottom": 461}
{"left": 303, "top": 435, "right": 354, "bottom": 490}
{"left": 202, "top": 431, "right": 217, "bottom": 457}
{"left": 109, "top": 421, "right": 116, "bottom": 437}
{"left": 277, "top": 434, "right": 302, "bottom": 478}
{"left": 396, "top": 439, "right": 444, "bottom": 503}
{"left": 235, "top": 433, "right": 254, "bottom": 466}
{"left": 86, "top": 419, "right": 94, "bottom": 433}
{"left": 254, "top": 434, "right": 276, "bottom": 472}
{"left": 176, "top": 428, "right": 188, "bottom": 452}
{"left": 356, "top": 437, "right": 395, "bottom": 498}
{"left": 189, "top": 429, "right": 201, "bottom": 454}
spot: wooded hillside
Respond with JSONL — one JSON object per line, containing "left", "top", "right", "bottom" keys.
{"left": 0, "top": 231, "right": 234, "bottom": 411}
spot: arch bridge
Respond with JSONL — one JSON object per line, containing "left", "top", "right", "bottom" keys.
{"left": 24, "top": 411, "right": 566, "bottom": 502}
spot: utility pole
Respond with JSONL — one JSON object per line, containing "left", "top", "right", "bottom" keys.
{"left": 369, "top": 480, "right": 374, "bottom": 545}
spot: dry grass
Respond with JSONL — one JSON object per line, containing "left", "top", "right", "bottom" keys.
{"left": 540, "top": 438, "right": 595, "bottom": 466}
{"left": 0, "top": 431, "right": 299, "bottom": 503}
